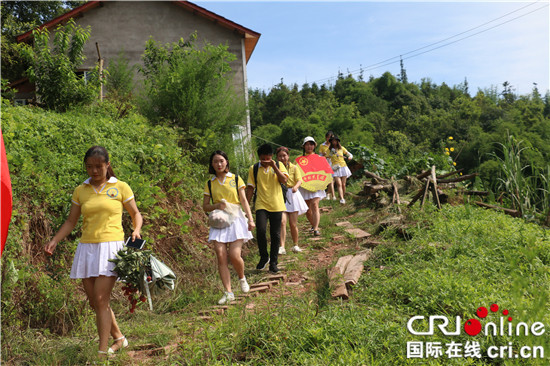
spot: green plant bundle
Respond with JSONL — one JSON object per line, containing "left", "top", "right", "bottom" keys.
{"left": 110, "top": 247, "right": 153, "bottom": 290}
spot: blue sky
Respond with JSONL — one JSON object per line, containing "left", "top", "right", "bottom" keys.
{"left": 196, "top": 1, "right": 549, "bottom": 96}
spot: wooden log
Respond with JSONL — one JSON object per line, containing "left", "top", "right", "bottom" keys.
{"left": 430, "top": 166, "right": 442, "bottom": 209}
{"left": 416, "top": 170, "right": 431, "bottom": 180}
{"left": 474, "top": 201, "right": 521, "bottom": 218}
{"left": 392, "top": 181, "right": 402, "bottom": 213}
{"left": 420, "top": 179, "right": 431, "bottom": 207}
{"left": 343, "top": 251, "right": 371, "bottom": 286}
{"left": 364, "top": 183, "right": 393, "bottom": 195}
{"left": 328, "top": 255, "right": 353, "bottom": 299}
{"left": 436, "top": 169, "right": 464, "bottom": 180}
{"left": 364, "top": 171, "right": 389, "bottom": 184}
{"left": 408, "top": 188, "right": 425, "bottom": 207}
{"left": 438, "top": 173, "right": 478, "bottom": 184}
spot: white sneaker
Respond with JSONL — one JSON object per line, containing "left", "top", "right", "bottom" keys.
{"left": 278, "top": 247, "right": 286, "bottom": 255}
{"left": 333, "top": 196, "right": 338, "bottom": 201}
{"left": 291, "top": 245, "right": 302, "bottom": 253}
{"left": 239, "top": 278, "right": 250, "bottom": 293}
{"left": 340, "top": 199, "right": 346, "bottom": 204}
{"left": 218, "top": 291, "right": 235, "bottom": 305}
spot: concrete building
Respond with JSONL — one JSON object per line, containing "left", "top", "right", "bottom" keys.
{"left": 15, "top": 0, "right": 260, "bottom": 137}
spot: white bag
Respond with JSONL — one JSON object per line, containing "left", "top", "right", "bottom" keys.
{"left": 208, "top": 200, "right": 242, "bottom": 229}
{"left": 208, "top": 209, "right": 233, "bottom": 229}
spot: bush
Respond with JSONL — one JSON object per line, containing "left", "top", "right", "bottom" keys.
{"left": 138, "top": 33, "right": 246, "bottom": 156}
{"left": 21, "top": 19, "right": 101, "bottom": 111}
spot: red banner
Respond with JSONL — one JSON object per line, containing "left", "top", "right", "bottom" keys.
{"left": 1, "top": 129, "right": 12, "bottom": 256}
{"left": 295, "top": 154, "right": 333, "bottom": 192}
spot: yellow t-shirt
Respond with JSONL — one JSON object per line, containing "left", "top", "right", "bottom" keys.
{"left": 71, "top": 177, "right": 134, "bottom": 243}
{"left": 247, "top": 162, "right": 288, "bottom": 212}
{"left": 285, "top": 162, "right": 303, "bottom": 188}
{"left": 319, "top": 142, "right": 330, "bottom": 157}
{"left": 328, "top": 147, "right": 350, "bottom": 168}
{"left": 203, "top": 172, "right": 245, "bottom": 205}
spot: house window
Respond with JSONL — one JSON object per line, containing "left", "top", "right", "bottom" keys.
{"left": 75, "top": 70, "right": 94, "bottom": 84}
{"left": 14, "top": 99, "right": 27, "bottom": 106}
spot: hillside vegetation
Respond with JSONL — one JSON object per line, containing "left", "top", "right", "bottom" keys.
{"left": 1, "top": 101, "right": 214, "bottom": 340}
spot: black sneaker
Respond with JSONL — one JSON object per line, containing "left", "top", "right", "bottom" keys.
{"left": 269, "top": 264, "right": 279, "bottom": 273}
{"left": 256, "top": 258, "right": 270, "bottom": 270}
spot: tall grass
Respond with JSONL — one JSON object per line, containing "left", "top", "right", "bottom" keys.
{"left": 492, "top": 134, "right": 533, "bottom": 216}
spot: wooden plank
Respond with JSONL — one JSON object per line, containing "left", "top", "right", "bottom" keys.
{"left": 250, "top": 281, "right": 278, "bottom": 289}
{"left": 248, "top": 285, "right": 270, "bottom": 293}
{"left": 328, "top": 255, "right": 353, "bottom": 299}
{"left": 264, "top": 274, "right": 286, "bottom": 282}
{"left": 343, "top": 251, "right": 372, "bottom": 286}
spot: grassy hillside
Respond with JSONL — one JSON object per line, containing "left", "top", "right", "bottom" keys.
{"left": 2, "top": 102, "right": 550, "bottom": 365}
{"left": 1, "top": 102, "right": 215, "bottom": 342}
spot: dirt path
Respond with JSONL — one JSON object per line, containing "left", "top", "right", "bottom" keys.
{"left": 123, "top": 202, "right": 375, "bottom": 364}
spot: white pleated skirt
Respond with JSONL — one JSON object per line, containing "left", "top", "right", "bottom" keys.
{"left": 70, "top": 241, "right": 124, "bottom": 279}
{"left": 208, "top": 216, "right": 253, "bottom": 243}
{"left": 333, "top": 165, "right": 352, "bottom": 178}
{"left": 285, "top": 189, "right": 309, "bottom": 215}
{"left": 299, "top": 187, "right": 327, "bottom": 201}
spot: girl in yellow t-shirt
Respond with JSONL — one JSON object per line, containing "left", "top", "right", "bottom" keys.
{"left": 276, "top": 146, "right": 308, "bottom": 254}
{"left": 318, "top": 131, "right": 336, "bottom": 200}
{"left": 298, "top": 136, "right": 326, "bottom": 236}
{"left": 45, "top": 146, "right": 143, "bottom": 356}
{"left": 202, "top": 150, "right": 255, "bottom": 305}
{"left": 328, "top": 135, "right": 353, "bottom": 204}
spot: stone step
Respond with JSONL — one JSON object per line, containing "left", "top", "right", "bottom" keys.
{"left": 345, "top": 228, "right": 371, "bottom": 239}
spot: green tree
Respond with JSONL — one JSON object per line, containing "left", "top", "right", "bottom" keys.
{"left": 21, "top": 19, "right": 101, "bottom": 111}
{"left": 138, "top": 33, "right": 246, "bottom": 151}
{"left": 1, "top": 1, "right": 82, "bottom": 82}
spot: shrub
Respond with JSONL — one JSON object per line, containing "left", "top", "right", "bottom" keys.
{"left": 21, "top": 19, "right": 101, "bottom": 111}
{"left": 138, "top": 33, "right": 246, "bottom": 156}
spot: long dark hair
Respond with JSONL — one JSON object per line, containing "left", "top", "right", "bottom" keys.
{"left": 84, "top": 146, "right": 115, "bottom": 179}
{"left": 329, "top": 135, "right": 342, "bottom": 150}
{"left": 209, "top": 150, "right": 230, "bottom": 174}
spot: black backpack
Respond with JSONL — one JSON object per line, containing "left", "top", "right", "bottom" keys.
{"left": 253, "top": 162, "right": 288, "bottom": 204}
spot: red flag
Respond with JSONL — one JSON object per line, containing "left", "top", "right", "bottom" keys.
{"left": 1, "top": 129, "right": 13, "bottom": 256}
{"left": 295, "top": 154, "right": 333, "bottom": 192}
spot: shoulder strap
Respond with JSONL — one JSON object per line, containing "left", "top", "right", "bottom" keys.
{"left": 253, "top": 163, "right": 260, "bottom": 203}
{"left": 235, "top": 175, "right": 239, "bottom": 198}
{"left": 207, "top": 179, "right": 213, "bottom": 204}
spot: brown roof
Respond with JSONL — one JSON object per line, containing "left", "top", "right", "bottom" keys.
{"left": 16, "top": 0, "right": 260, "bottom": 63}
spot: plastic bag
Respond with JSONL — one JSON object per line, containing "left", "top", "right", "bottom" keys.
{"left": 208, "top": 200, "right": 243, "bottom": 229}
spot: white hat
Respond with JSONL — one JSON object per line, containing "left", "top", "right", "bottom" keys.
{"left": 302, "top": 136, "right": 316, "bottom": 146}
